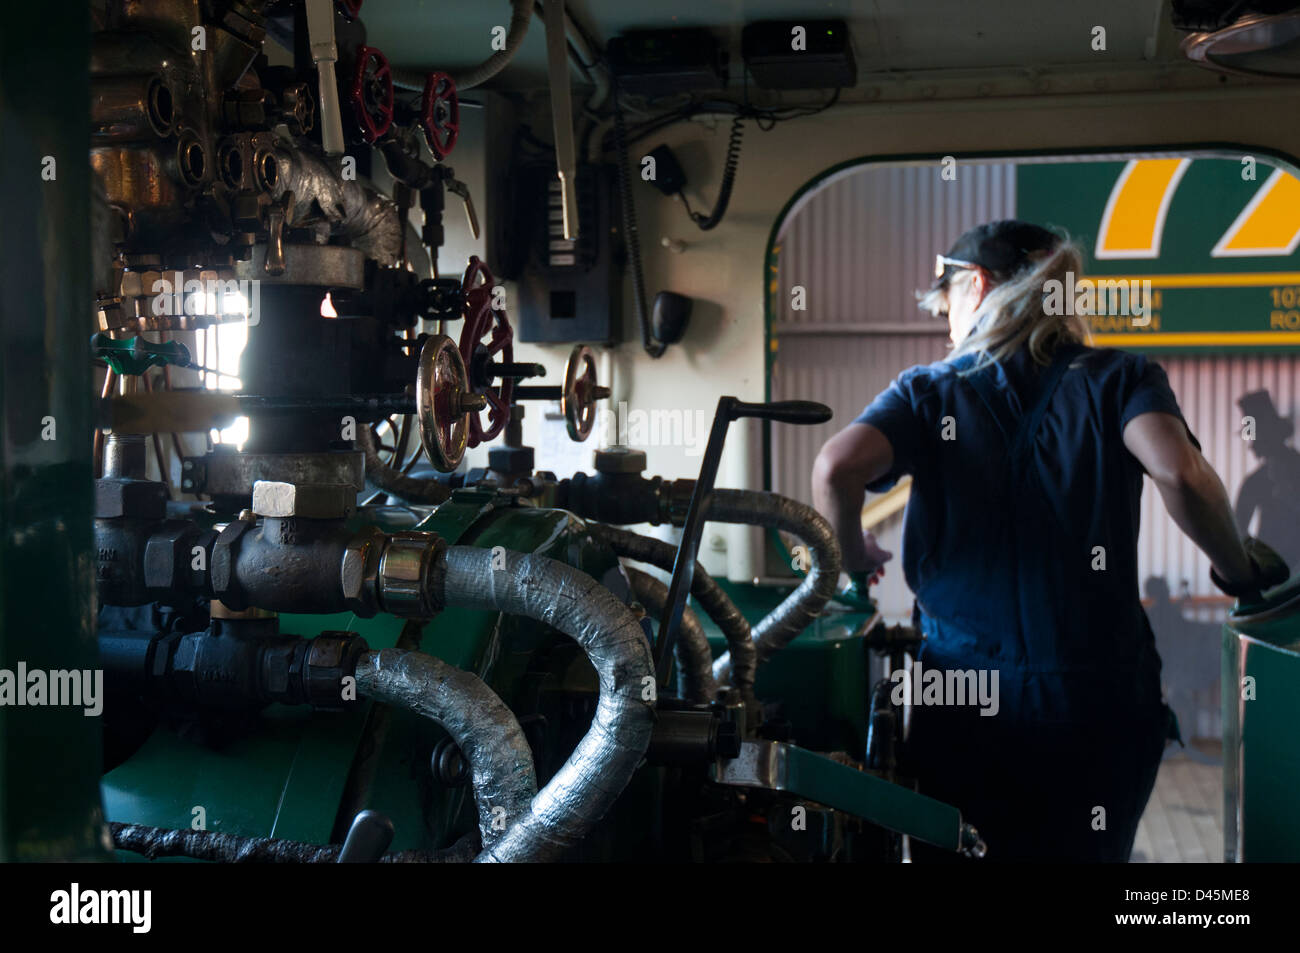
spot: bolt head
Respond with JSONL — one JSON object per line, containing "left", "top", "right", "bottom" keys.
{"left": 594, "top": 446, "right": 647, "bottom": 475}
{"left": 251, "top": 481, "right": 355, "bottom": 520}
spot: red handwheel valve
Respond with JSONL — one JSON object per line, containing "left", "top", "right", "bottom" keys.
{"left": 458, "top": 256, "right": 514, "bottom": 446}
{"left": 349, "top": 45, "right": 393, "bottom": 143}
{"left": 421, "top": 71, "right": 459, "bottom": 160}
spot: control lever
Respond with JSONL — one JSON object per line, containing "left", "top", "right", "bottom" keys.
{"left": 304, "top": 0, "right": 346, "bottom": 155}
{"left": 444, "top": 176, "right": 480, "bottom": 241}
{"left": 654, "top": 396, "right": 832, "bottom": 685}
{"left": 726, "top": 400, "right": 831, "bottom": 426}
{"left": 264, "top": 190, "right": 294, "bottom": 276}
{"left": 543, "top": 0, "right": 579, "bottom": 240}
{"left": 337, "top": 809, "right": 395, "bottom": 863}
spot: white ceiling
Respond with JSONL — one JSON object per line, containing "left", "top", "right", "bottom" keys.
{"left": 362, "top": 0, "right": 1186, "bottom": 89}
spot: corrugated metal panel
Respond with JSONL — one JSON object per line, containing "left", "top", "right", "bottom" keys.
{"left": 771, "top": 333, "right": 949, "bottom": 614}
{"left": 774, "top": 162, "right": 1016, "bottom": 326}
{"left": 1140, "top": 354, "right": 1299, "bottom": 596}
{"left": 1140, "top": 354, "right": 1300, "bottom": 740}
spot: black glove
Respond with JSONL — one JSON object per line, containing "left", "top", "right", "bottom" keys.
{"left": 1210, "top": 537, "right": 1290, "bottom": 600}
{"left": 832, "top": 570, "right": 879, "bottom": 612}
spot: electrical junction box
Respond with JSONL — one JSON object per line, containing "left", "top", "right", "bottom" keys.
{"left": 742, "top": 19, "right": 857, "bottom": 90}
{"left": 607, "top": 28, "right": 728, "bottom": 96}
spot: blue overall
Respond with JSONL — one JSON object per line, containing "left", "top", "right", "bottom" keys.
{"left": 855, "top": 343, "right": 1182, "bottom": 861}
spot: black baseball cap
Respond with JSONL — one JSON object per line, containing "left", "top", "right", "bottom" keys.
{"left": 932, "top": 220, "right": 1060, "bottom": 290}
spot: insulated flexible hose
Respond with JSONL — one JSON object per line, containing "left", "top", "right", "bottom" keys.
{"left": 357, "top": 426, "right": 451, "bottom": 504}
{"left": 709, "top": 489, "right": 842, "bottom": 684}
{"left": 586, "top": 522, "right": 756, "bottom": 709}
{"left": 626, "top": 567, "right": 717, "bottom": 704}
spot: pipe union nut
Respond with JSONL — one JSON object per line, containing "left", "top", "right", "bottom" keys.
{"left": 209, "top": 518, "right": 255, "bottom": 609}
{"left": 340, "top": 526, "right": 386, "bottom": 617}
{"left": 377, "top": 532, "right": 446, "bottom": 618}
{"left": 660, "top": 479, "right": 696, "bottom": 527}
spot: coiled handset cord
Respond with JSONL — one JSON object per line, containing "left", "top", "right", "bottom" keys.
{"left": 687, "top": 116, "right": 744, "bottom": 231}
{"left": 613, "top": 80, "right": 666, "bottom": 358}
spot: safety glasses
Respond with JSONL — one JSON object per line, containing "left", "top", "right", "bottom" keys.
{"left": 934, "top": 254, "right": 979, "bottom": 281}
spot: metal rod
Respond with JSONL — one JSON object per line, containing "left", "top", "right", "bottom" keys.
{"left": 235, "top": 394, "right": 416, "bottom": 416}
{"left": 544, "top": 0, "right": 579, "bottom": 240}
{"left": 93, "top": 368, "right": 117, "bottom": 478}
{"left": 488, "top": 362, "right": 547, "bottom": 380}
{"left": 513, "top": 386, "right": 562, "bottom": 400}
{"left": 655, "top": 396, "right": 737, "bottom": 686}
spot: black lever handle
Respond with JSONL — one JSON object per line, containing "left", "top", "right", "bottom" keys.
{"left": 653, "top": 395, "right": 832, "bottom": 685}
{"left": 337, "top": 809, "right": 395, "bottom": 863}
{"left": 730, "top": 399, "right": 832, "bottom": 426}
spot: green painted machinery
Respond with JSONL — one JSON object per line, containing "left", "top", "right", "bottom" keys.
{"left": 1222, "top": 575, "right": 1300, "bottom": 862}
{"left": 103, "top": 490, "right": 625, "bottom": 855}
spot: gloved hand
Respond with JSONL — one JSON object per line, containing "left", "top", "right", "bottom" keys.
{"left": 1211, "top": 536, "right": 1290, "bottom": 600}
{"left": 833, "top": 570, "right": 880, "bottom": 612}
{"left": 1245, "top": 537, "right": 1291, "bottom": 590}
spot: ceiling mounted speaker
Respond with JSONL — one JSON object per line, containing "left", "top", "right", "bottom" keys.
{"left": 1180, "top": 4, "right": 1300, "bottom": 77}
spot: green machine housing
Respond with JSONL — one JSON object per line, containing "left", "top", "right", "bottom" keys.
{"left": 1222, "top": 576, "right": 1300, "bottom": 862}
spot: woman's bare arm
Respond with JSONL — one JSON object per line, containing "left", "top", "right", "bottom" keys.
{"left": 1122, "top": 411, "right": 1254, "bottom": 587}
{"left": 812, "top": 423, "right": 895, "bottom": 574}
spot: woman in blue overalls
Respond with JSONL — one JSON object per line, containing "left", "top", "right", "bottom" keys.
{"left": 812, "top": 220, "right": 1288, "bottom": 861}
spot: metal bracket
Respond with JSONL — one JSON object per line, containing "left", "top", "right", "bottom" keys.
{"left": 712, "top": 740, "right": 978, "bottom": 853}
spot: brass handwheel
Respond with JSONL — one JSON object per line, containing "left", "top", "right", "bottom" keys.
{"left": 416, "top": 334, "right": 483, "bottom": 472}
{"left": 561, "top": 345, "right": 603, "bottom": 442}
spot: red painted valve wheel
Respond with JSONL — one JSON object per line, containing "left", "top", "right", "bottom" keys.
{"left": 349, "top": 45, "right": 393, "bottom": 143}
{"left": 420, "top": 72, "right": 459, "bottom": 160}
{"left": 458, "top": 256, "right": 513, "bottom": 446}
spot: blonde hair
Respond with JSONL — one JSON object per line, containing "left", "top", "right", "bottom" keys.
{"left": 918, "top": 239, "right": 1092, "bottom": 370}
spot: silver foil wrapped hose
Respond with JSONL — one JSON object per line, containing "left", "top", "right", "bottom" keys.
{"left": 435, "top": 545, "right": 656, "bottom": 863}
{"left": 625, "top": 567, "right": 717, "bottom": 704}
{"left": 273, "top": 148, "right": 403, "bottom": 266}
{"left": 707, "top": 489, "right": 842, "bottom": 684}
{"left": 354, "top": 648, "right": 537, "bottom": 854}
{"left": 586, "top": 523, "right": 757, "bottom": 708}
{"left": 110, "top": 822, "right": 478, "bottom": 863}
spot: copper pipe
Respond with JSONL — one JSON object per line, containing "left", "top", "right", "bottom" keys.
{"left": 160, "top": 331, "right": 186, "bottom": 466}
{"left": 141, "top": 370, "right": 173, "bottom": 498}
{"left": 93, "top": 368, "right": 118, "bottom": 478}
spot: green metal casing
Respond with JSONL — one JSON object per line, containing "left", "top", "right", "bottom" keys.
{"left": 1221, "top": 576, "right": 1300, "bottom": 862}
{"left": 102, "top": 492, "right": 623, "bottom": 855}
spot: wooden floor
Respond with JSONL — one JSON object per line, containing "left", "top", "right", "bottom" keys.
{"left": 1131, "top": 742, "right": 1223, "bottom": 863}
